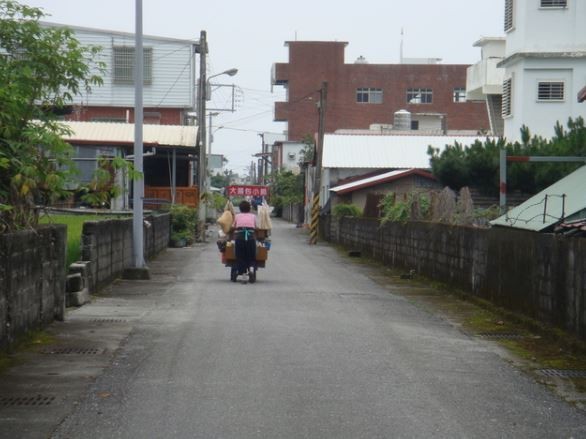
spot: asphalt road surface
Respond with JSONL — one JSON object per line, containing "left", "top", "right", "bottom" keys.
{"left": 52, "top": 220, "right": 586, "bottom": 438}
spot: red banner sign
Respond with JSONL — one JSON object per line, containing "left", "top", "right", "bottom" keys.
{"left": 227, "top": 185, "right": 269, "bottom": 197}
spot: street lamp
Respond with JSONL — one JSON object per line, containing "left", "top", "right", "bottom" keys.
{"left": 198, "top": 67, "right": 238, "bottom": 235}
{"left": 206, "top": 68, "right": 238, "bottom": 100}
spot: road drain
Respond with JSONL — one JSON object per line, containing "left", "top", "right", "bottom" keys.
{"left": 538, "top": 369, "right": 586, "bottom": 378}
{"left": 40, "top": 347, "right": 102, "bottom": 355}
{"left": 0, "top": 395, "right": 55, "bottom": 407}
{"left": 90, "top": 318, "right": 127, "bottom": 323}
{"left": 475, "top": 333, "right": 524, "bottom": 340}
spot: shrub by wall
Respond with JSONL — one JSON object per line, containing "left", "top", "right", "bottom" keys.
{"left": 323, "top": 216, "right": 586, "bottom": 340}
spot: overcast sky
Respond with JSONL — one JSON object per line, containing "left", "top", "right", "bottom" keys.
{"left": 22, "top": 0, "right": 504, "bottom": 175}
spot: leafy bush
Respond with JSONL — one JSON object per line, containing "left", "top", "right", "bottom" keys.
{"left": 0, "top": 1, "right": 104, "bottom": 232}
{"left": 379, "top": 192, "right": 430, "bottom": 224}
{"left": 332, "top": 203, "right": 362, "bottom": 218}
{"left": 169, "top": 205, "right": 197, "bottom": 245}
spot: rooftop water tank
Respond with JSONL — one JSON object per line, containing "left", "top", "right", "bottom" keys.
{"left": 394, "top": 109, "right": 411, "bottom": 131}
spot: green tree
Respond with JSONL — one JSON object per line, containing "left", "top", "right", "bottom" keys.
{"left": 211, "top": 169, "right": 236, "bottom": 189}
{"left": 0, "top": 1, "right": 104, "bottom": 232}
{"left": 427, "top": 118, "right": 586, "bottom": 196}
{"left": 270, "top": 170, "right": 303, "bottom": 216}
{"left": 298, "top": 134, "right": 315, "bottom": 166}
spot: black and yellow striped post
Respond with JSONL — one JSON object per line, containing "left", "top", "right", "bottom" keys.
{"left": 309, "top": 193, "right": 320, "bottom": 244}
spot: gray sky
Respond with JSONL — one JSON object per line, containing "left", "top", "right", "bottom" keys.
{"left": 21, "top": 0, "right": 504, "bottom": 175}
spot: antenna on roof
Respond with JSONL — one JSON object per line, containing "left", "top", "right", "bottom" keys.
{"left": 400, "top": 27, "right": 404, "bottom": 64}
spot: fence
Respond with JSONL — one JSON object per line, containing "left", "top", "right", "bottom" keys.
{"left": 81, "top": 213, "right": 170, "bottom": 293}
{"left": 282, "top": 203, "right": 305, "bottom": 224}
{"left": 0, "top": 226, "right": 66, "bottom": 351}
{"left": 322, "top": 215, "right": 586, "bottom": 340}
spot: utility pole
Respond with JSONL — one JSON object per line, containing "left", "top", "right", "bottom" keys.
{"left": 125, "top": 0, "right": 149, "bottom": 279}
{"left": 196, "top": 30, "right": 207, "bottom": 241}
{"left": 309, "top": 81, "right": 327, "bottom": 245}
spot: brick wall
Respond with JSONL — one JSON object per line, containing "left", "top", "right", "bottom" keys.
{"left": 323, "top": 216, "right": 586, "bottom": 340}
{"left": 0, "top": 226, "right": 66, "bottom": 351}
{"left": 274, "top": 41, "right": 489, "bottom": 141}
{"left": 81, "top": 213, "right": 170, "bottom": 292}
{"left": 64, "top": 106, "right": 185, "bottom": 125}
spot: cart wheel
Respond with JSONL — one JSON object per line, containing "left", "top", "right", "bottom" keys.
{"left": 249, "top": 269, "right": 256, "bottom": 284}
{"left": 230, "top": 267, "right": 238, "bottom": 282}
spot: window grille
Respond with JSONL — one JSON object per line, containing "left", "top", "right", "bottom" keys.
{"left": 356, "top": 88, "right": 383, "bottom": 104}
{"left": 453, "top": 88, "right": 467, "bottom": 103}
{"left": 540, "top": 0, "right": 567, "bottom": 7}
{"left": 502, "top": 78, "right": 512, "bottom": 117}
{"left": 505, "top": 0, "right": 514, "bottom": 32}
{"left": 537, "top": 82, "right": 564, "bottom": 101}
{"left": 113, "top": 46, "right": 152, "bottom": 85}
{"left": 407, "top": 88, "right": 432, "bottom": 104}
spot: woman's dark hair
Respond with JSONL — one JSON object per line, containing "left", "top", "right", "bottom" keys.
{"left": 239, "top": 200, "right": 251, "bottom": 213}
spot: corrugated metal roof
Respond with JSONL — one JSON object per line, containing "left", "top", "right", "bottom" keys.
{"left": 330, "top": 169, "right": 435, "bottom": 194}
{"left": 578, "top": 86, "right": 586, "bottom": 103}
{"left": 322, "top": 134, "right": 488, "bottom": 169}
{"left": 491, "top": 165, "right": 586, "bottom": 232}
{"left": 61, "top": 121, "right": 197, "bottom": 148}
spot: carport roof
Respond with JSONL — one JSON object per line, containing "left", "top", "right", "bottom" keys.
{"left": 322, "top": 134, "right": 488, "bottom": 169}
{"left": 60, "top": 121, "right": 197, "bottom": 148}
{"left": 490, "top": 165, "right": 586, "bottom": 232}
{"left": 330, "top": 169, "right": 436, "bottom": 195}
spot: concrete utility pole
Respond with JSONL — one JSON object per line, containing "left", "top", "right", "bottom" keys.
{"left": 309, "top": 81, "right": 327, "bottom": 245}
{"left": 126, "top": 0, "right": 149, "bottom": 279}
{"left": 197, "top": 31, "right": 207, "bottom": 240}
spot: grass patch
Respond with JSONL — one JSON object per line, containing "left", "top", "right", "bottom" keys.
{"left": 0, "top": 331, "right": 55, "bottom": 374}
{"left": 39, "top": 213, "right": 115, "bottom": 266}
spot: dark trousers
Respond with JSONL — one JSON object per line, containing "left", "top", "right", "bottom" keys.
{"left": 235, "top": 238, "right": 256, "bottom": 274}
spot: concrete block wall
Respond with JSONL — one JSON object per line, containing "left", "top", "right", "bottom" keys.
{"left": 324, "top": 216, "right": 586, "bottom": 340}
{"left": 282, "top": 203, "right": 304, "bottom": 224}
{"left": 81, "top": 213, "right": 170, "bottom": 293}
{"left": 0, "top": 225, "right": 66, "bottom": 351}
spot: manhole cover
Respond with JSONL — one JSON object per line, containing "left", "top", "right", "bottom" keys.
{"left": 539, "top": 369, "right": 586, "bottom": 378}
{"left": 0, "top": 395, "right": 55, "bottom": 407}
{"left": 90, "top": 319, "right": 127, "bottom": 323}
{"left": 40, "top": 347, "right": 102, "bottom": 355}
{"left": 476, "top": 333, "right": 524, "bottom": 340}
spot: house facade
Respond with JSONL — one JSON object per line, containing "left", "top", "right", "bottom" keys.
{"left": 271, "top": 41, "right": 490, "bottom": 141}
{"left": 499, "top": 0, "right": 586, "bottom": 140}
{"left": 42, "top": 22, "right": 197, "bottom": 125}
{"left": 272, "top": 141, "right": 306, "bottom": 175}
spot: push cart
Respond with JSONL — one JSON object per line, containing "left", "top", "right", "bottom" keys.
{"left": 219, "top": 229, "right": 270, "bottom": 283}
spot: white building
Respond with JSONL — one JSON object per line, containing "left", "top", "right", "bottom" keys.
{"left": 500, "top": 0, "right": 586, "bottom": 141}
{"left": 41, "top": 22, "right": 198, "bottom": 124}
{"left": 272, "top": 141, "right": 306, "bottom": 174}
{"left": 466, "top": 38, "right": 506, "bottom": 136}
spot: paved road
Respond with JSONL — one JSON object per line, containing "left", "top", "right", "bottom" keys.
{"left": 51, "top": 219, "right": 586, "bottom": 438}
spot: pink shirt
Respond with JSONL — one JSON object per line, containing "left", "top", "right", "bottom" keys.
{"left": 234, "top": 212, "right": 256, "bottom": 229}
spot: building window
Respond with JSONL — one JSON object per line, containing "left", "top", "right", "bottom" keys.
{"left": 453, "top": 88, "right": 467, "bottom": 103}
{"left": 410, "top": 120, "right": 419, "bottom": 130}
{"left": 502, "top": 78, "right": 513, "bottom": 117}
{"left": 356, "top": 88, "right": 383, "bottom": 104}
{"left": 537, "top": 81, "right": 565, "bottom": 101}
{"left": 407, "top": 88, "right": 432, "bottom": 104}
{"left": 504, "top": 0, "right": 514, "bottom": 32}
{"left": 540, "top": 0, "right": 567, "bottom": 7}
{"left": 113, "top": 46, "right": 153, "bottom": 85}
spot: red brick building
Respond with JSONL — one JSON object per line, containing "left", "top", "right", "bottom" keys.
{"left": 272, "top": 41, "right": 490, "bottom": 141}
